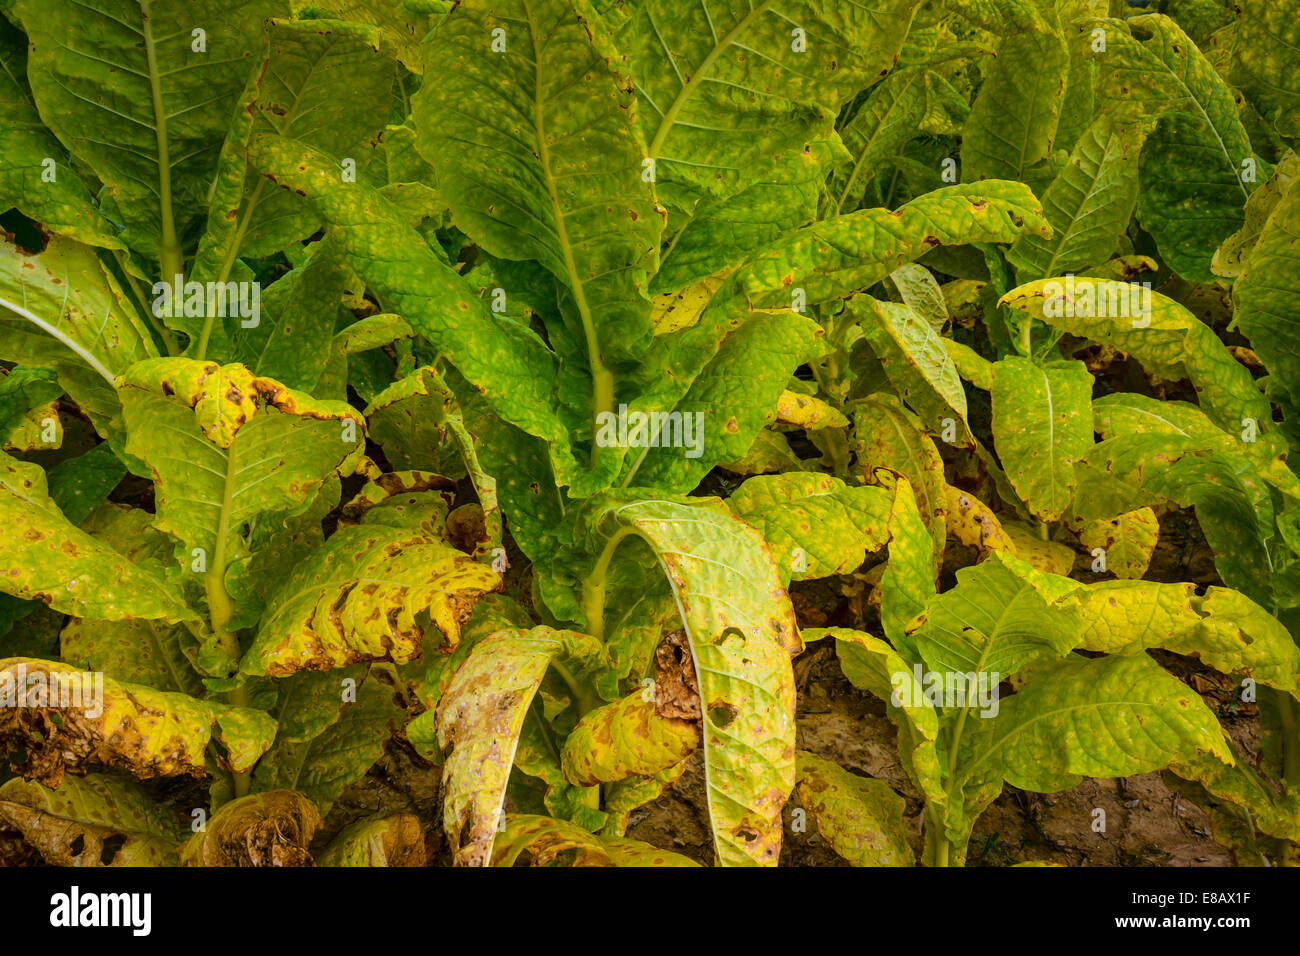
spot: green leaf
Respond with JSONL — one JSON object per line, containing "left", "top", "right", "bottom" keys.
{"left": 889, "top": 264, "right": 950, "bottom": 333}
{"left": 249, "top": 136, "right": 581, "bottom": 485}
{"left": 242, "top": 524, "right": 500, "bottom": 677}
{"left": 1213, "top": 150, "right": 1298, "bottom": 281}
{"left": 794, "top": 750, "right": 913, "bottom": 866}
{"left": 436, "top": 627, "right": 599, "bottom": 867}
{"left": 1230, "top": 0, "right": 1300, "bottom": 138}
{"left": 852, "top": 393, "right": 948, "bottom": 562}
{"left": 1233, "top": 175, "right": 1300, "bottom": 420}
{"left": 0, "top": 21, "right": 124, "bottom": 251}
{"left": 0, "top": 451, "right": 197, "bottom": 626}
{"left": 315, "top": 812, "right": 426, "bottom": 866}
{"left": 1092, "top": 391, "right": 1299, "bottom": 498}
{"left": 622, "top": 310, "right": 822, "bottom": 491}
{"left": 813, "top": 626, "right": 946, "bottom": 813}
{"left": 826, "top": 48, "right": 978, "bottom": 216}
{"left": 955, "top": 653, "right": 1233, "bottom": 812}
{"left": 44, "top": 442, "right": 127, "bottom": 526}
{"left": 990, "top": 356, "right": 1093, "bottom": 522}
{"left": 412, "top": 0, "right": 662, "bottom": 380}
{"left": 1076, "top": 580, "right": 1300, "bottom": 697}
{"left": 910, "top": 551, "right": 1081, "bottom": 682}
{"left": 728, "top": 472, "right": 890, "bottom": 583}
{"left": 1092, "top": 14, "right": 1254, "bottom": 281}
{"left": 364, "top": 366, "right": 463, "bottom": 473}
{"left": 61, "top": 613, "right": 204, "bottom": 697}
{"left": 0, "top": 235, "right": 159, "bottom": 445}
{"left": 740, "top": 181, "right": 1052, "bottom": 308}
{"left": 1070, "top": 433, "right": 1275, "bottom": 605}
{"left": 855, "top": 297, "right": 971, "bottom": 443}
{"left": 291, "top": 0, "right": 442, "bottom": 73}
{"left": 621, "top": 0, "right": 921, "bottom": 207}
{"left": 191, "top": 16, "right": 397, "bottom": 327}
{"left": 1000, "top": 278, "right": 1272, "bottom": 438}
{"left": 1006, "top": 115, "right": 1147, "bottom": 281}
{"left": 229, "top": 239, "right": 349, "bottom": 393}
{"left": 583, "top": 495, "right": 799, "bottom": 866}
{"left": 116, "top": 358, "right": 366, "bottom": 660}
{"left": 251, "top": 671, "right": 402, "bottom": 815}
{"left": 654, "top": 123, "right": 847, "bottom": 294}
{"left": 961, "top": 8, "right": 1068, "bottom": 182}
{"left": 9, "top": 0, "right": 287, "bottom": 262}
{"left": 0, "top": 774, "right": 184, "bottom": 866}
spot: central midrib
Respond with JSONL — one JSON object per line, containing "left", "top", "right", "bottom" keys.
{"left": 646, "top": 0, "right": 777, "bottom": 161}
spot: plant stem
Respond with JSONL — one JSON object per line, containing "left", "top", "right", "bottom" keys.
{"left": 580, "top": 527, "right": 635, "bottom": 642}
{"left": 549, "top": 659, "right": 600, "bottom": 719}
{"left": 140, "top": 1, "right": 184, "bottom": 293}
{"left": 114, "top": 251, "right": 179, "bottom": 355}
{"left": 924, "top": 807, "right": 951, "bottom": 867}
{"left": 1278, "top": 692, "right": 1300, "bottom": 787}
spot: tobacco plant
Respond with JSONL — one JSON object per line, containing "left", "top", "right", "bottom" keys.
{"left": 0, "top": 0, "right": 1299, "bottom": 867}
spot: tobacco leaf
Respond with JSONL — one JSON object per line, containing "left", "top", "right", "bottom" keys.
{"left": 251, "top": 670, "right": 402, "bottom": 815}
{"left": 412, "top": 0, "right": 662, "bottom": 373}
{"left": 490, "top": 813, "right": 697, "bottom": 867}
{"left": 179, "top": 790, "right": 321, "bottom": 867}
{"left": 812, "top": 627, "right": 946, "bottom": 815}
{"left": 436, "top": 627, "right": 600, "bottom": 867}
{"left": 909, "top": 552, "right": 1082, "bottom": 682}
{"left": 249, "top": 136, "right": 582, "bottom": 485}
{"left": 1074, "top": 507, "right": 1159, "bottom": 579}
{"left": 794, "top": 750, "right": 914, "bottom": 866}
{"left": 728, "top": 473, "right": 891, "bottom": 583}
{"left": 990, "top": 357, "right": 1093, "bottom": 522}
{"left": 0, "top": 658, "right": 274, "bottom": 786}
{"left": 560, "top": 694, "right": 700, "bottom": 787}
{"left": 1000, "top": 278, "right": 1273, "bottom": 441}
{"left": 951, "top": 654, "right": 1234, "bottom": 847}
{"left": 618, "top": 0, "right": 920, "bottom": 208}
{"left": 191, "top": 17, "right": 396, "bottom": 303}
{"left": 1076, "top": 581, "right": 1300, "bottom": 697}
{"left": 0, "top": 774, "right": 185, "bottom": 867}
{"left": 944, "top": 485, "right": 1016, "bottom": 558}
{"left": 315, "top": 812, "right": 427, "bottom": 867}
{"left": 0, "top": 235, "right": 158, "bottom": 445}
{"left": 242, "top": 524, "right": 498, "bottom": 677}
{"left": 0, "top": 451, "right": 198, "bottom": 627}
{"left": 740, "top": 181, "right": 1051, "bottom": 308}
{"left": 580, "top": 495, "right": 798, "bottom": 866}
{"left": 8, "top": 0, "right": 286, "bottom": 259}
{"left": 1092, "top": 15, "right": 1254, "bottom": 282}
{"left": 961, "top": 3, "right": 1068, "bottom": 184}
{"left": 855, "top": 297, "right": 972, "bottom": 444}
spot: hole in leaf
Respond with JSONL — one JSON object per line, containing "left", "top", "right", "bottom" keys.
{"left": 100, "top": 833, "right": 126, "bottom": 865}
{"left": 708, "top": 701, "right": 739, "bottom": 728}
